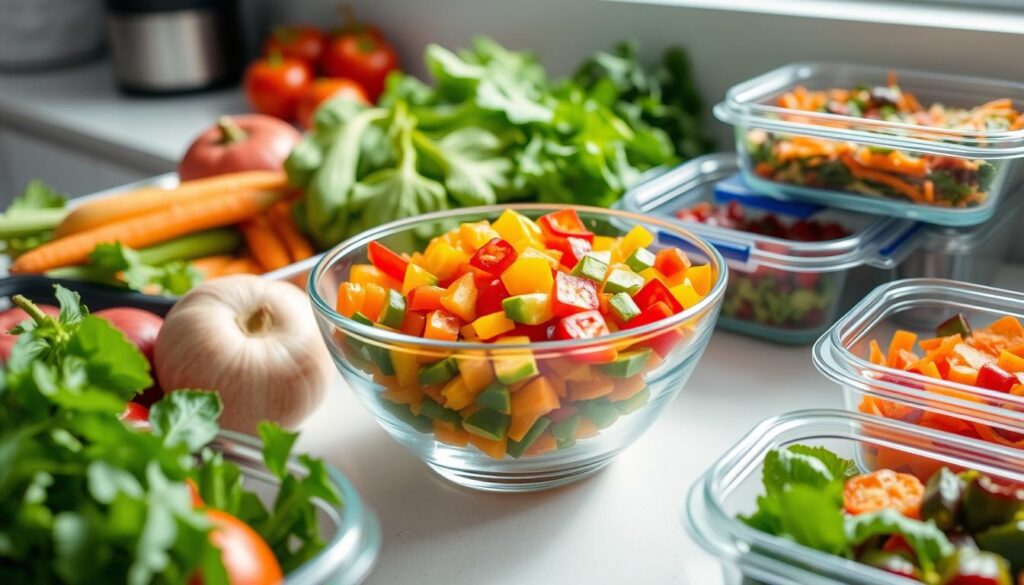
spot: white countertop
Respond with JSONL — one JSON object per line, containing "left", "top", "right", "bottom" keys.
{"left": 0, "top": 60, "right": 244, "bottom": 173}
{"left": 290, "top": 263, "right": 1024, "bottom": 585}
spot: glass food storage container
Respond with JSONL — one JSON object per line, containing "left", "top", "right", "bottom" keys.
{"left": 685, "top": 409, "right": 1024, "bottom": 585}
{"left": 715, "top": 63, "right": 1024, "bottom": 226}
{"left": 620, "top": 153, "right": 919, "bottom": 344}
{"left": 814, "top": 278, "right": 1024, "bottom": 451}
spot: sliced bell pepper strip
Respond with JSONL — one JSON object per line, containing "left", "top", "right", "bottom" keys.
{"left": 537, "top": 209, "right": 594, "bottom": 243}
{"left": 368, "top": 241, "right": 409, "bottom": 283}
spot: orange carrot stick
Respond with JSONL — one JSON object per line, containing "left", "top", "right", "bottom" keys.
{"left": 12, "top": 189, "right": 282, "bottom": 274}
{"left": 268, "top": 202, "right": 315, "bottom": 262}
{"left": 219, "top": 257, "right": 265, "bottom": 276}
{"left": 239, "top": 215, "right": 291, "bottom": 271}
{"left": 841, "top": 154, "right": 924, "bottom": 202}
{"left": 191, "top": 254, "right": 235, "bottom": 279}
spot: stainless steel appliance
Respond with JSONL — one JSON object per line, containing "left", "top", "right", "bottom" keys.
{"left": 105, "top": 0, "right": 244, "bottom": 94}
{"left": 0, "top": 0, "right": 105, "bottom": 71}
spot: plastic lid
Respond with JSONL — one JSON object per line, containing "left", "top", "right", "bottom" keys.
{"left": 716, "top": 63, "right": 1024, "bottom": 160}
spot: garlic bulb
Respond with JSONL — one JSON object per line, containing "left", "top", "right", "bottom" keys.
{"left": 155, "top": 275, "right": 332, "bottom": 433}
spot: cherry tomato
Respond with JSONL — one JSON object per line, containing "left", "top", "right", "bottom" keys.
{"left": 322, "top": 31, "right": 398, "bottom": 101}
{"left": 204, "top": 510, "right": 283, "bottom": 585}
{"left": 0, "top": 304, "right": 59, "bottom": 362}
{"left": 243, "top": 51, "right": 312, "bottom": 120}
{"left": 295, "top": 77, "right": 369, "bottom": 129}
{"left": 263, "top": 25, "right": 326, "bottom": 68}
{"left": 119, "top": 402, "right": 151, "bottom": 431}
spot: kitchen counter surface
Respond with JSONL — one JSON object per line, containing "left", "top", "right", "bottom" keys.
{"left": 292, "top": 262, "right": 1024, "bottom": 585}
{"left": 0, "top": 59, "right": 244, "bottom": 174}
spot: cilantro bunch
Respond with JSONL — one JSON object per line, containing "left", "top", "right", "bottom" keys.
{"left": 286, "top": 37, "right": 711, "bottom": 250}
{"left": 0, "top": 286, "right": 341, "bottom": 583}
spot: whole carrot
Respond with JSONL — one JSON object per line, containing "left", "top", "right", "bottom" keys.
{"left": 268, "top": 202, "right": 315, "bottom": 262}
{"left": 12, "top": 189, "right": 282, "bottom": 274}
{"left": 191, "top": 254, "right": 235, "bottom": 279}
{"left": 239, "top": 215, "right": 291, "bottom": 271}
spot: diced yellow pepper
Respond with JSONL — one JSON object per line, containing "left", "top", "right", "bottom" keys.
{"left": 618, "top": 225, "right": 655, "bottom": 258}
{"left": 520, "top": 247, "right": 560, "bottom": 271}
{"left": 501, "top": 255, "right": 554, "bottom": 296}
{"left": 639, "top": 267, "right": 667, "bottom": 284}
{"left": 423, "top": 239, "right": 470, "bottom": 281}
{"left": 440, "top": 273, "right": 478, "bottom": 322}
{"left": 686, "top": 264, "right": 713, "bottom": 296}
{"left": 493, "top": 209, "right": 543, "bottom": 252}
{"left": 350, "top": 264, "right": 401, "bottom": 290}
{"left": 671, "top": 280, "right": 704, "bottom": 309}
{"left": 401, "top": 263, "right": 438, "bottom": 296}
{"left": 442, "top": 376, "right": 477, "bottom": 410}
{"left": 391, "top": 349, "right": 420, "bottom": 387}
{"left": 592, "top": 235, "right": 617, "bottom": 252}
{"left": 456, "top": 352, "right": 496, "bottom": 393}
{"left": 468, "top": 312, "right": 516, "bottom": 340}
{"left": 459, "top": 220, "right": 501, "bottom": 251}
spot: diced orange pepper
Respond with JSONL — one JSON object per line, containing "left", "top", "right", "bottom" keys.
{"left": 409, "top": 285, "right": 446, "bottom": 312}
{"left": 989, "top": 316, "right": 1024, "bottom": 340}
{"left": 887, "top": 330, "right": 918, "bottom": 368}
{"left": 685, "top": 264, "right": 713, "bottom": 296}
{"left": 400, "top": 311, "right": 426, "bottom": 337}
{"left": 383, "top": 386, "right": 424, "bottom": 412}
{"left": 402, "top": 263, "right": 438, "bottom": 296}
{"left": 440, "top": 273, "right": 478, "bottom": 322}
{"left": 869, "top": 340, "right": 886, "bottom": 366}
{"left": 501, "top": 255, "right": 554, "bottom": 296}
{"left": 998, "top": 350, "right": 1024, "bottom": 373}
{"left": 456, "top": 352, "right": 495, "bottom": 393}
{"left": 509, "top": 376, "right": 560, "bottom": 441}
{"left": 919, "top": 361, "right": 942, "bottom": 379}
{"left": 574, "top": 417, "right": 599, "bottom": 440}
{"left": 336, "top": 282, "right": 366, "bottom": 318}
{"left": 948, "top": 362, "right": 979, "bottom": 386}
{"left": 468, "top": 312, "right": 516, "bottom": 340}
{"left": 459, "top": 220, "right": 501, "bottom": 251}
{"left": 468, "top": 433, "right": 507, "bottom": 459}
{"left": 350, "top": 264, "right": 401, "bottom": 291}
{"left": 434, "top": 420, "right": 470, "bottom": 447}
{"left": 423, "top": 240, "right": 470, "bottom": 281}
{"left": 423, "top": 384, "right": 445, "bottom": 405}
{"left": 607, "top": 375, "right": 647, "bottom": 402}
{"left": 361, "top": 284, "right": 387, "bottom": 323}
{"left": 655, "top": 248, "right": 691, "bottom": 283}
{"left": 568, "top": 374, "right": 615, "bottom": 401}
{"left": 423, "top": 310, "right": 460, "bottom": 341}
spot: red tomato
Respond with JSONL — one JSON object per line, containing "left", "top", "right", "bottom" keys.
{"left": 0, "top": 304, "right": 59, "bottom": 362}
{"left": 119, "top": 402, "right": 151, "bottom": 431}
{"left": 263, "top": 25, "right": 326, "bottom": 68}
{"left": 469, "top": 238, "right": 518, "bottom": 275}
{"left": 295, "top": 77, "right": 369, "bottom": 129}
{"left": 204, "top": 510, "right": 283, "bottom": 585}
{"left": 96, "top": 308, "right": 164, "bottom": 406}
{"left": 243, "top": 52, "right": 313, "bottom": 120}
{"left": 367, "top": 241, "right": 409, "bottom": 282}
{"left": 322, "top": 32, "right": 398, "bottom": 101}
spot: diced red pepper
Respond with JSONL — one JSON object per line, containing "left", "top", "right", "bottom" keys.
{"left": 367, "top": 241, "right": 409, "bottom": 283}
{"left": 475, "top": 277, "right": 510, "bottom": 317}
{"left": 408, "top": 285, "right": 445, "bottom": 312}
{"left": 624, "top": 300, "right": 683, "bottom": 357}
{"left": 654, "top": 248, "right": 690, "bottom": 278}
{"left": 555, "top": 310, "right": 616, "bottom": 363}
{"left": 538, "top": 209, "right": 593, "bottom": 243}
{"left": 469, "top": 238, "right": 518, "bottom": 275}
{"left": 510, "top": 323, "right": 555, "bottom": 342}
{"left": 550, "top": 236, "right": 592, "bottom": 268}
{"left": 633, "top": 279, "right": 684, "bottom": 313}
{"left": 977, "top": 362, "right": 1017, "bottom": 393}
{"left": 552, "top": 271, "right": 599, "bottom": 317}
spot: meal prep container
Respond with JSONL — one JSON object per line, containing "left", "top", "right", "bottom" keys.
{"left": 212, "top": 432, "right": 381, "bottom": 585}
{"left": 1, "top": 173, "right": 318, "bottom": 293}
{"left": 309, "top": 204, "right": 726, "bottom": 492}
{"left": 620, "top": 153, "right": 919, "bottom": 344}
{"left": 715, "top": 63, "right": 1024, "bottom": 226}
{"left": 685, "top": 409, "right": 1024, "bottom": 585}
{"left": 814, "top": 278, "right": 1024, "bottom": 450}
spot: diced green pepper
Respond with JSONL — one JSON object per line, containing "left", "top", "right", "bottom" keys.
{"left": 937, "top": 312, "right": 972, "bottom": 337}
{"left": 502, "top": 293, "right": 552, "bottom": 326}
{"left": 352, "top": 312, "right": 394, "bottom": 375}
{"left": 603, "top": 268, "right": 645, "bottom": 295}
{"left": 975, "top": 520, "right": 1024, "bottom": 575}
{"left": 600, "top": 348, "right": 652, "bottom": 378}
{"left": 614, "top": 387, "right": 650, "bottom": 415}
{"left": 625, "top": 247, "right": 655, "bottom": 272}
{"left": 506, "top": 417, "right": 552, "bottom": 458}
{"left": 921, "top": 467, "right": 964, "bottom": 531}
{"left": 378, "top": 289, "right": 407, "bottom": 329}
{"left": 419, "top": 357, "right": 459, "bottom": 385}
{"left": 963, "top": 473, "right": 1024, "bottom": 532}
{"left": 462, "top": 409, "right": 510, "bottom": 441}
{"left": 475, "top": 382, "right": 511, "bottom": 414}
{"left": 550, "top": 414, "right": 580, "bottom": 449}
{"left": 580, "top": 399, "right": 620, "bottom": 429}
{"left": 609, "top": 292, "right": 641, "bottom": 323}
{"left": 378, "top": 398, "right": 432, "bottom": 433}
{"left": 494, "top": 350, "right": 539, "bottom": 384}
{"left": 418, "top": 396, "right": 461, "bottom": 424}
{"left": 571, "top": 254, "right": 608, "bottom": 283}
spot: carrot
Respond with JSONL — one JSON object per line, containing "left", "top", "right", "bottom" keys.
{"left": 268, "top": 202, "right": 315, "bottom": 262}
{"left": 843, "top": 469, "right": 925, "bottom": 519}
{"left": 980, "top": 98, "right": 1013, "bottom": 111}
{"left": 12, "top": 189, "right": 281, "bottom": 274}
{"left": 854, "top": 149, "right": 928, "bottom": 177}
{"left": 922, "top": 180, "right": 935, "bottom": 204}
{"left": 240, "top": 215, "right": 291, "bottom": 271}
{"left": 191, "top": 254, "right": 234, "bottom": 279}
{"left": 842, "top": 154, "right": 924, "bottom": 202}
{"left": 55, "top": 171, "right": 286, "bottom": 238}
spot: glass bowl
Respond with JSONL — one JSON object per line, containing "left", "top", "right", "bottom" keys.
{"left": 307, "top": 204, "right": 727, "bottom": 492}
{"left": 211, "top": 432, "right": 381, "bottom": 584}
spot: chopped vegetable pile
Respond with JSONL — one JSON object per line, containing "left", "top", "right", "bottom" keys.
{"left": 0, "top": 285, "right": 341, "bottom": 583}
{"left": 746, "top": 76, "right": 1019, "bottom": 208}
{"left": 286, "top": 37, "right": 711, "bottom": 250}
{"left": 743, "top": 445, "right": 1024, "bottom": 584}
{"left": 862, "top": 312, "right": 1024, "bottom": 448}
{"left": 676, "top": 199, "right": 850, "bottom": 331}
{"left": 334, "top": 209, "right": 714, "bottom": 459}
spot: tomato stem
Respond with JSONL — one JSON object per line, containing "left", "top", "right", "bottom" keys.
{"left": 217, "top": 116, "right": 248, "bottom": 145}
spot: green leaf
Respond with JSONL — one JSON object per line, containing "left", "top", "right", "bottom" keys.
{"left": 148, "top": 391, "right": 223, "bottom": 451}
{"left": 777, "top": 483, "right": 848, "bottom": 555}
{"left": 87, "top": 461, "right": 144, "bottom": 504}
{"left": 418, "top": 127, "right": 512, "bottom": 206}
{"left": 53, "top": 512, "right": 96, "bottom": 584}
{"left": 67, "top": 316, "right": 152, "bottom": 399}
{"left": 258, "top": 422, "right": 299, "bottom": 480}
{"left": 54, "top": 285, "right": 85, "bottom": 327}
{"left": 9, "top": 180, "right": 67, "bottom": 211}
{"left": 845, "top": 508, "right": 954, "bottom": 573}
{"left": 786, "top": 445, "right": 858, "bottom": 481}
{"left": 762, "top": 447, "right": 841, "bottom": 496}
